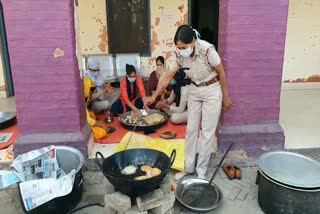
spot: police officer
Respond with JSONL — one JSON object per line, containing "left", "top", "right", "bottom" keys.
{"left": 143, "top": 25, "right": 233, "bottom": 180}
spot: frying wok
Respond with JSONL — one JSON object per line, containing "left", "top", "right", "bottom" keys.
{"left": 95, "top": 148, "right": 176, "bottom": 197}
{"left": 118, "top": 109, "right": 168, "bottom": 131}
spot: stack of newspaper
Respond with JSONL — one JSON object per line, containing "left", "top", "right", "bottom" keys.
{"left": 0, "top": 146, "right": 76, "bottom": 211}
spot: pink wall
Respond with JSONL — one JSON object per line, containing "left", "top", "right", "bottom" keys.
{"left": 2, "top": 0, "right": 86, "bottom": 134}
{"left": 219, "top": 0, "right": 289, "bottom": 126}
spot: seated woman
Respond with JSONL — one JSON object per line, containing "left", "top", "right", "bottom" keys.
{"left": 84, "top": 58, "right": 120, "bottom": 113}
{"left": 155, "top": 70, "right": 191, "bottom": 124}
{"left": 111, "top": 64, "right": 146, "bottom": 117}
{"left": 148, "top": 56, "right": 171, "bottom": 102}
{"left": 83, "top": 77, "right": 115, "bottom": 140}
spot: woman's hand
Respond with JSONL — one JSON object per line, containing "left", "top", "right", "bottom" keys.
{"left": 144, "top": 106, "right": 151, "bottom": 114}
{"left": 160, "top": 93, "right": 166, "bottom": 101}
{"left": 155, "top": 101, "right": 168, "bottom": 109}
{"left": 132, "top": 107, "right": 142, "bottom": 119}
{"left": 223, "top": 97, "right": 233, "bottom": 112}
{"left": 85, "top": 93, "right": 92, "bottom": 107}
{"left": 103, "top": 83, "right": 113, "bottom": 93}
{"left": 143, "top": 96, "right": 156, "bottom": 107}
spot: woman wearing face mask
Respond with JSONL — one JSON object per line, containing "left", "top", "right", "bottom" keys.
{"left": 83, "top": 77, "right": 115, "bottom": 140}
{"left": 143, "top": 25, "right": 233, "bottom": 180}
{"left": 155, "top": 69, "right": 190, "bottom": 124}
{"left": 148, "top": 56, "right": 171, "bottom": 103}
{"left": 85, "top": 58, "right": 120, "bottom": 113}
{"left": 111, "top": 64, "right": 146, "bottom": 117}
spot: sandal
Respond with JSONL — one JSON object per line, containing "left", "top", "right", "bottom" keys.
{"left": 223, "top": 163, "right": 235, "bottom": 180}
{"left": 107, "top": 127, "right": 116, "bottom": 134}
{"left": 234, "top": 166, "right": 241, "bottom": 180}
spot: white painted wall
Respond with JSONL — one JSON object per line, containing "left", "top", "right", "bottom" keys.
{"left": 283, "top": 0, "right": 320, "bottom": 82}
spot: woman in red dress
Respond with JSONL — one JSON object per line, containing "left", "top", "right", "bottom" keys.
{"left": 111, "top": 64, "right": 146, "bottom": 117}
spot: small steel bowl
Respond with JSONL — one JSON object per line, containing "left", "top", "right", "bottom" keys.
{"left": 160, "top": 130, "right": 176, "bottom": 139}
{"left": 105, "top": 115, "right": 114, "bottom": 123}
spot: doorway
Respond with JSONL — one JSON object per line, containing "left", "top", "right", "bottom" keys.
{"left": 189, "top": 0, "right": 219, "bottom": 48}
{"left": 0, "top": 1, "right": 14, "bottom": 97}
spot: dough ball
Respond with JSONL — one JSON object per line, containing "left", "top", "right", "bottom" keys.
{"left": 151, "top": 168, "right": 161, "bottom": 177}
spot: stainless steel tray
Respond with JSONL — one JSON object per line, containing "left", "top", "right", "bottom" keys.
{"left": 118, "top": 109, "right": 167, "bottom": 131}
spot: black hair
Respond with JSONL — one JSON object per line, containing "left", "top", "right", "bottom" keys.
{"left": 126, "top": 64, "right": 136, "bottom": 75}
{"left": 172, "top": 69, "right": 191, "bottom": 106}
{"left": 174, "top": 25, "right": 196, "bottom": 45}
{"left": 156, "top": 56, "right": 164, "bottom": 65}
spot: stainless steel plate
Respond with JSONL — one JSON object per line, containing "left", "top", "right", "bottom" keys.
{"left": 258, "top": 151, "right": 320, "bottom": 189}
{"left": 175, "top": 178, "right": 223, "bottom": 212}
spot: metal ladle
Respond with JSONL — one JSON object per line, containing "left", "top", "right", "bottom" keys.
{"left": 122, "top": 109, "right": 149, "bottom": 167}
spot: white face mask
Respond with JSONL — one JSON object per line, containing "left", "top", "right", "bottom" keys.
{"left": 128, "top": 77, "right": 136, "bottom": 83}
{"left": 178, "top": 46, "right": 193, "bottom": 58}
{"left": 90, "top": 71, "right": 100, "bottom": 77}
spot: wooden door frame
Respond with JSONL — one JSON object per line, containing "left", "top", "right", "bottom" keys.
{"left": 0, "top": 1, "right": 14, "bottom": 96}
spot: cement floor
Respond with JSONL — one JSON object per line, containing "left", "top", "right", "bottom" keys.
{"left": 0, "top": 155, "right": 263, "bottom": 214}
{"left": 280, "top": 89, "right": 320, "bottom": 149}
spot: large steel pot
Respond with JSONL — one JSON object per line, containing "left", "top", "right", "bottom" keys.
{"left": 0, "top": 111, "right": 16, "bottom": 129}
{"left": 19, "top": 146, "right": 84, "bottom": 214}
{"left": 256, "top": 151, "right": 320, "bottom": 214}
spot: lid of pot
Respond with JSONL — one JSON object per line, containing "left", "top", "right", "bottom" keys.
{"left": 258, "top": 151, "right": 320, "bottom": 189}
{"left": 0, "top": 112, "right": 16, "bottom": 123}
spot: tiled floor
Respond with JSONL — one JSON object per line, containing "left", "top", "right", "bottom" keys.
{"left": 0, "top": 158, "right": 262, "bottom": 214}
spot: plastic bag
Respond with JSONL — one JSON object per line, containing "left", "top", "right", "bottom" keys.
{"left": 115, "top": 132, "right": 185, "bottom": 171}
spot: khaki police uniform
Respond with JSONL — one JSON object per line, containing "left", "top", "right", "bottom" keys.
{"left": 169, "top": 39, "right": 223, "bottom": 176}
